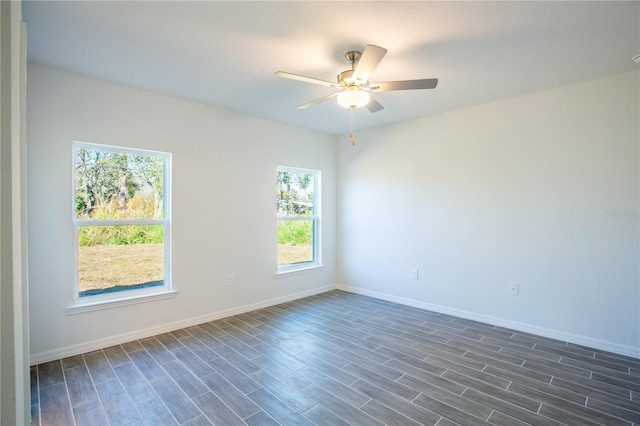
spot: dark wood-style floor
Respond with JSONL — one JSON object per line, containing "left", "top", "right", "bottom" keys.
{"left": 31, "top": 290, "right": 639, "bottom": 425}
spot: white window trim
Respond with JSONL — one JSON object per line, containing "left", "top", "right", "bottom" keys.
{"left": 66, "top": 289, "right": 178, "bottom": 315}
{"left": 275, "top": 264, "right": 325, "bottom": 278}
{"left": 276, "top": 166, "right": 322, "bottom": 275}
{"left": 70, "top": 141, "right": 173, "bottom": 312}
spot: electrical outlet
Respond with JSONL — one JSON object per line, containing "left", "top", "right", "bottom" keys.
{"left": 507, "top": 281, "right": 518, "bottom": 295}
{"left": 228, "top": 273, "right": 236, "bottom": 286}
{"left": 411, "top": 268, "right": 419, "bottom": 280}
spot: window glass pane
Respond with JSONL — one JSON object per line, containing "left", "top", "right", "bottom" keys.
{"left": 277, "top": 170, "right": 314, "bottom": 217}
{"left": 277, "top": 219, "right": 314, "bottom": 266}
{"left": 75, "top": 148, "right": 164, "bottom": 220}
{"left": 78, "top": 225, "right": 163, "bottom": 297}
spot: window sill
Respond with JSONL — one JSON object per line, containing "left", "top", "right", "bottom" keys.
{"left": 275, "top": 264, "right": 324, "bottom": 278}
{"left": 67, "top": 290, "right": 177, "bottom": 315}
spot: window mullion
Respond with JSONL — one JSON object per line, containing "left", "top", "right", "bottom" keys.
{"left": 277, "top": 215, "right": 318, "bottom": 222}
{"left": 75, "top": 219, "right": 165, "bottom": 226}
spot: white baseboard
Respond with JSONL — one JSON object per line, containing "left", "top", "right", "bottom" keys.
{"left": 30, "top": 285, "right": 335, "bottom": 365}
{"left": 336, "top": 284, "right": 640, "bottom": 359}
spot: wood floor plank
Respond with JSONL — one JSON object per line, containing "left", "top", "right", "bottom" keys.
{"left": 244, "top": 410, "right": 280, "bottom": 426}
{"left": 212, "top": 343, "right": 261, "bottom": 374}
{"left": 335, "top": 346, "right": 404, "bottom": 380}
{"left": 39, "top": 382, "right": 74, "bottom": 425}
{"left": 303, "top": 405, "right": 350, "bottom": 426}
{"left": 193, "top": 391, "right": 245, "bottom": 426}
{"left": 121, "top": 340, "right": 143, "bottom": 353}
{"left": 179, "top": 335, "right": 219, "bottom": 362}
{"left": 185, "top": 326, "right": 224, "bottom": 350}
{"left": 246, "top": 387, "right": 315, "bottom": 425}
{"left": 95, "top": 379, "right": 140, "bottom": 426}
{"left": 376, "top": 346, "right": 447, "bottom": 376}
{"left": 200, "top": 372, "right": 261, "bottom": 419}
{"left": 73, "top": 401, "right": 110, "bottom": 426}
{"left": 84, "top": 350, "right": 117, "bottom": 384}
{"left": 297, "top": 366, "right": 370, "bottom": 407}
{"left": 484, "top": 365, "right": 583, "bottom": 404}
{"left": 148, "top": 376, "right": 203, "bottom": 424}
{"left": 171, "top": 346, "right": 216, "bottom": 378}
{"left": 182, "top": 415, "right": 213, "bottom": 426}
{"left": 349, "top": 379, "right": 442, "bottom": 425}
{"left": 61, "top": 354, "right": 85, "bottom": 370}
{"left": 217, "top": 334, "right": 263, "bottom": 359}
{"left": 251, "top": 354, "right": 313, "bottom": 389}
{"left": 30, "top": 403, "right": 40, "bottom": 426}
{"left": 37, "top": 360, "right": 64, "bottom": 388}
{"left": 461, "top": 387, "right": 558, "bottom": 426}
{"left": 439, "top": 361, "right": 512, "bottom": 390}
{"left": 139, "top": 336, "right": 177, "bottom": 364}
{"left": 398, "top": 374, "right": 492, "bottom": 420}
{"left": 155, "top": 332, "right": 186, "bottom": 351}
{"left": 585, "top": 398, "right": 640, "bottom": 424}
{"left": 360, "top": 399, "right": 424, "bottom": 426}
{"left": 301, "top": 384, "right": 385, "bottom": 426}
{"left": 64, "top": 365, "right": 99, "bottom": 407}
{"left": 30, "top": 366, "right": 38, "bottom": 405}
{"left": 342, "top": 362, "right": 419, "bottom": 401}
{"left": 537, "top": 404, "right": 621, "bottom": 426}
{"left": 412, "top": 393, "right": 490, "bottom": 426}
{"left": 254, "top": 341, "right": 307, "bottom": 370}
{"left": 254, "top": 331, "right": 303, "bottom": 356}
{"left": 127, "top": 348, "right": 167, "bottom": 381}
{"left": 161, "top": 360, "right": 208, "bottom": 397}
{"left": 219, "top": 323, "right": 263, "bottom": 345}
{"left": 249, "top": 369, "right": 317, "bottom": 412}
{"left": 114, "top": 363, "right": 158, "bottom": 403}
{"left": 102, "top": 344, "right": 132, "bottom": 367}
{"left": 208, "top": 356, "right": 261, "bottom": 394}
{"left": 133, "top": 395, "right": 177, "bottom": 426}
{"left": 386, "top": 358, "right": 466, "bottom": 395}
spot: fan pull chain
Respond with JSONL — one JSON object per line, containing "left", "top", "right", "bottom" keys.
{"left": 350, "top": 107, "right": 356, "bottom": 146}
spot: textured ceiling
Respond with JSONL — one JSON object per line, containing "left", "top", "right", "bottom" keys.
{"left": 22, "top": 1, "right": 640, "bottom": 135}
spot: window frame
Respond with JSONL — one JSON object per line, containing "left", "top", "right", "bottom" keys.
{"left": 69, "top": 141, "right": 173, "bottom": 311}
{"left": 276, "top": 165, "right": 322, "bottom": 275}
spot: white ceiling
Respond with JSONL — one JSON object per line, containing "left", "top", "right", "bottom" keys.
{"left": 22, "top": 1, "right": 640, "bottom": 135}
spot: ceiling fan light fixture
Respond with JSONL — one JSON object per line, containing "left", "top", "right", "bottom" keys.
{"left": 337, "top": 89, "right": 370, "bottom": 109}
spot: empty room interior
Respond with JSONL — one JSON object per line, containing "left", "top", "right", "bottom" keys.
{"left": 2, "top": 1, "right": 640, "bottom": 425}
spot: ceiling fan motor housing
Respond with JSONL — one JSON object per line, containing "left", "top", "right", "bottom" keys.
{"left": 338, "top": 69, "right": 358, "bottom": 86}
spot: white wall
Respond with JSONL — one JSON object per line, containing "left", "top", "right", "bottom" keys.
{"left": 27, "top": 64, "right": 337, "bottom": 363}
{"left": 27, "top": 62, "right": 640, "bottom": 361}
{"left": 337, "top": 70, "right": 640, "bottom": 357}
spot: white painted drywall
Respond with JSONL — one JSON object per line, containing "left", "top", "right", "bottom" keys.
{"left": 337, "top": 71, "right": 640, "bottom": 356}
{"left": 27, "top": 64, "right": 337, "bottom": 362}
{"left": 1, "top": 0, "right": 30, "bottom": 422}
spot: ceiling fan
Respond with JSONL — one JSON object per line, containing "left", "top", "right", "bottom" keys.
{"left": 274, "top": 44, "right": 438, "bottom": 112}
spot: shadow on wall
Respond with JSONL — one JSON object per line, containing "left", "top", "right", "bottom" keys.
{"left": 79, "top": 280, "right": 163, "bottom": 297}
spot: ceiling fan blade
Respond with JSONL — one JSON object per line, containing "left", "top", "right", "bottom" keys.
{"left": 352, "top": 44, "right": 387, "bottom": 83}
{"left": 371, "top": 78, "right": 438, "bottom": 92}
{"left": 297, "top": 93, "right": 338, "bottom": 109}
{"left": 274, "top": 71, "right": 338, "bottom": 88}
{"left": 366, "top": 96, "right": 384, "bottom": 113}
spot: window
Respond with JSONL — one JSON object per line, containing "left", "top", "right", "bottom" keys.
{"left": 277, "top": 166, "right": 320, "bottom": 273}
{"left": 72, "top": 142, "right": 171, "bottom": 306}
